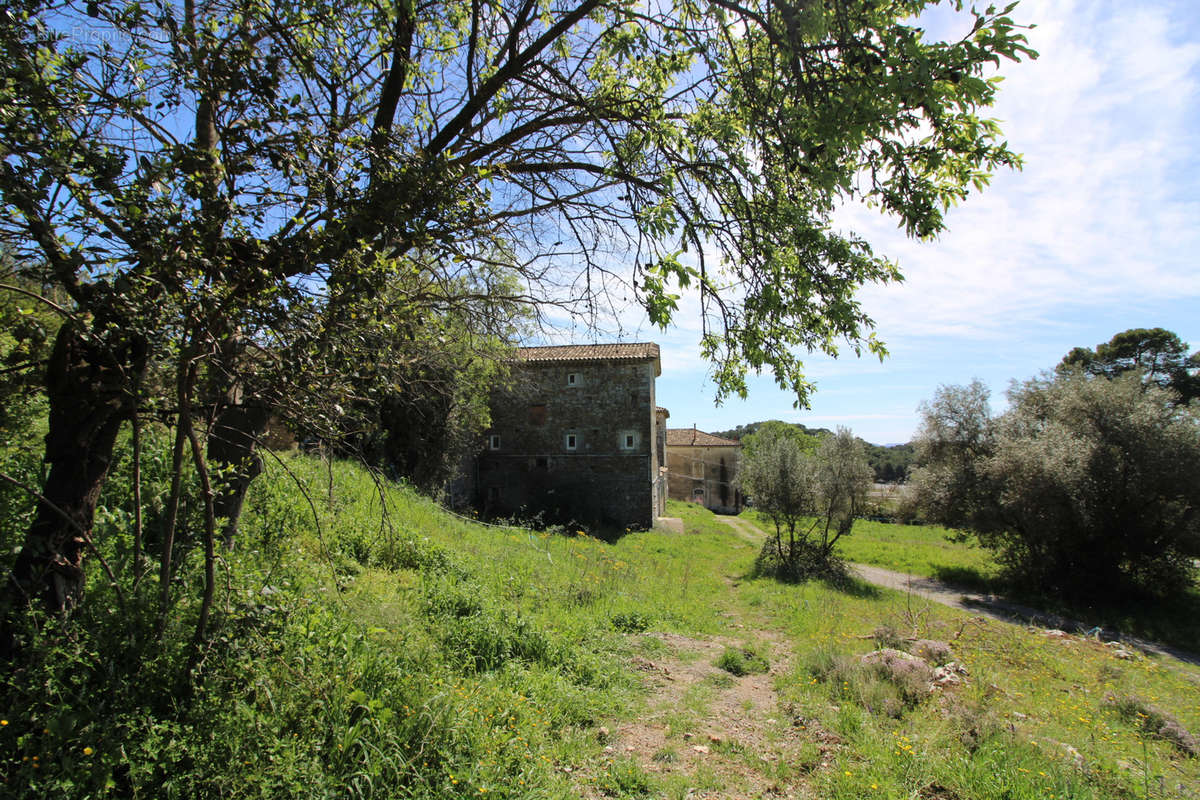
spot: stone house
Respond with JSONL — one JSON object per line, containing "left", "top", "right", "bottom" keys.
{"left": 666, "top": 427, "right": 743, "bottom": 514}
{"left": 475, "top": 343, "right": 668, "bottom": 529}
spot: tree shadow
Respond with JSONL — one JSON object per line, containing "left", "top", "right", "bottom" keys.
{"left": 930, "top": 565, "right": 997, "bottom": 594}
{"left": 820, "top": 570, "right": 883, "bottom": 599}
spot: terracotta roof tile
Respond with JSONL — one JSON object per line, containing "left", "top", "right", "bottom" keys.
{"left": 666, "top": 428, "right": 741, "bottom": 447}
{"left": 516, "top": 343, "right": 660, "bottom": 364}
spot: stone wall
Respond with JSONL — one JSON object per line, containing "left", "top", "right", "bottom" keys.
{"left": 666, "top": 443, "right": 742, "bottom": 514}
{"left": 478, "top": 359, "right": 658, "bottom": 528}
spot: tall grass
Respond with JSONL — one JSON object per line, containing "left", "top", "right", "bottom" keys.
{"left": 3, "top": 446, "right": 1197, "bottom": 799}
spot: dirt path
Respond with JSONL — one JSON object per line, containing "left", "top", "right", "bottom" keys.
{"left": 715, "top": 515, "right": 765, "bottom": 546}
{"left": 587, "top": 630, "right": 814, "bottom": 799}
{"left": 580, "top": 520, "right": 822, "bottom": 798}
{"left": 713, "top": 517, "right": 1199, "bottom": 666}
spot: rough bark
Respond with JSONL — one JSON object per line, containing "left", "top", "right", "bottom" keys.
{"left": 6, "top": 321, "right": 145, "bottom": 618}
{"left": 206, "top": 331, "right": 270, "bottom": 549}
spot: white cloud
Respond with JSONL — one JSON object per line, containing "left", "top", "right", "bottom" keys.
{"left": 846, "top": 0, "right": 1200, "bottom": 345}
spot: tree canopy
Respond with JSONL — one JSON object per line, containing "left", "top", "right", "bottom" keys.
{"left": 910, "top": 373, "right": 1200, "bottom": 600}
{"left": 1, "top": 0, "right": 1035, "bottom": 623}
{"left": 1058, "top": 328, "right": 1199, "bottom": 404}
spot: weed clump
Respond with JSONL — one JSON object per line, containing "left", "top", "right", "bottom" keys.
{"left": 597, "top": 757, "right": 655, "bottom": 797}
{"left": 610, "top": 611, "right": 651, "bottom": 633}
{"left": 1104, "top": 693, "right": 1199, "bottom": 756}
{"left": 716, "top": 645, "right": 770, "bottom": 676}
{"left": 805, "top": 645, "right": 935, "bottom": 718}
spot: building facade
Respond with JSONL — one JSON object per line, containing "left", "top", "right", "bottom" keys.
{"left": 666, "top": 427, "right": 743, "bottom": 514}
{"left": 475, "top": 343, "right": 667, "bottom": 529}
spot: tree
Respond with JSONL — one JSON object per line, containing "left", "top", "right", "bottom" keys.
{"left": 911, "top": 373, "right": 1200, "bottom": 600}
{"left": 810, "top": 428, "right": 874, "bottom": 557}
{"left": 738, "top": 424, "right": 871, "bottom": 580}
{"left": 1058, "top": 328, "right": 1199, "bottom": 404}
{"left": 737, "top": 423, "right": 814, "bottom": 577}
{"left": 907, "top": 379, "right": 994, "bottom": 527}
{"left": 1, "top": 0, "right": 1035, "bottom": 621}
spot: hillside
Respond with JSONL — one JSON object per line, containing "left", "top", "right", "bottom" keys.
{"left": 713, "top": 420, "right": 916, "bottom": 483}
{"left": 5, "top": 451, "right": 1197, "bottom": 798}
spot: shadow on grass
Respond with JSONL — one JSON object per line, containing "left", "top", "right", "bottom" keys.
{"left": 930, "top": 565, "right": 999, "bottom": 594}
{"left": 821, "top": 571, "right": 883, "bottom": 599}
{"left": 748, "top": 545, "right": 882, "bottom": 599}
{"left": 930, "top": 565, "right": 1200, "bottom": 662}
{"left": 999, "top": 584, "right": 1200, "bottom": 660}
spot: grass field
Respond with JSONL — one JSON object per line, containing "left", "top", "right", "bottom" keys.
{"left": 4, "top": 453, "right": 1199, "bottom": 798}
{"left": 741, "top": 507, "right": 1200, "bottom": 660}
{"left": 743, "top": 509, "right": 1002, "bottom": 589}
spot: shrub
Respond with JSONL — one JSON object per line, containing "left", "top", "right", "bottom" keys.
{"left": 911, "top": 373, "right": 1200, "bottom": 599}
{"left": 715, "top": 645, "right": 770, "bottom": 676}
{"left": 739, "top": 426, "right": 872, "bottom": 582}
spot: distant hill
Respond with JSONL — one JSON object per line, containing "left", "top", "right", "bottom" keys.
{"left": 711, "top": 420, "right": 914, "bottom": 483}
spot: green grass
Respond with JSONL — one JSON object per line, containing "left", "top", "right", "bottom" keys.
{"left": 741, "top": 509, "right": 1200, "bottom": 653}
{"left": 4, "top": 448, "right": 1199, "bottom": 799}
{"left": 742, "top": 509, "right": 1001, "bottom": 589}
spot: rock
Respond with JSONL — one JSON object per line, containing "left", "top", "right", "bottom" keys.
{"left": 708, "top": 734, "right": 723, "bottom": 744}
{"left": 597, "top": 726, "right": 610, "bottom": 740}
{"left": 691, "top": 745, "right": 710, "bottom": 755}
{"left": 1111, "top": 648, "right": 1136, "bottom": 660}
{"left": 683, "top": 732, "right": 694, "bottom": 740}
{"left": 1063, "top": 744, "right": 1085, "bottom": 768}
{"left": 860, "top": 648, "right": 935, "bottom": 696}
{"left": 931, "top": 661, "right": 968, "bottom": 689}
{"left": 1044, "top": 629, "right": 1070, "bottom": 639}
{"left": 604, "top": 746, "right": 614, "bottom": 753}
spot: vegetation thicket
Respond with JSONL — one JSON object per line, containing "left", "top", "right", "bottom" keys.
{"left": 910, "top": 367, "right": 1200, "bottom": 602}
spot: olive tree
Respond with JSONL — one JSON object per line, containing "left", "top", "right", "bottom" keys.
{"left": 911, "top": 373, "right": 1200, "bottom": 599}
{"left": 739, "top": 425, "right": 872, "bottom": 580}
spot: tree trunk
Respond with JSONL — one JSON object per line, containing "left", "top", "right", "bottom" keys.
{"left": 206, "top": 331, "right": 270, "bottom": 548}
{"left": 6, "top": 322, "right": 144, "bottom": 619}
{"left": 208, "top": 400, "right": 269, "bottom": 548}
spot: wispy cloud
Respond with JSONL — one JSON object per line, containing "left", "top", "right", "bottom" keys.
{"left": 846, "top": 0, "right": 1200, "bottom": 345}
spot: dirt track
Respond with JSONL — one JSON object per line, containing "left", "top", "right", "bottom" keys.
{"left": 713, "top": 516, "right": 1200, "bottom": 667}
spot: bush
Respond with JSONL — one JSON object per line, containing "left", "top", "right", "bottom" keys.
{"left": 715, "top": 646, "right": 770, "bottom": 676}
{"left": 911, "top": 373, "right": 1200, "bottom": 600}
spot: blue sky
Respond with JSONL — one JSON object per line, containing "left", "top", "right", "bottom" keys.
{"left": 643, "top": 0, "right": 1200, "bottom": 444}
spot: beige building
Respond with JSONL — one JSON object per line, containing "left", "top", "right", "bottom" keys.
{"left": 666, "top": 427, "right": 743, "bottom": 513}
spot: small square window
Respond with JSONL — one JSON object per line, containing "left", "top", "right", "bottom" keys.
{"left": 625, "top": 434, "right": 635, "bottom": 449}
{"left": 489, "top": 434, "right": 501, "bottom": 450}
{"left": 565, "top": 433, "right": 577, "bottom": 451}
{"left": 567, "top": 372, "right": 581, "bottom": 387}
